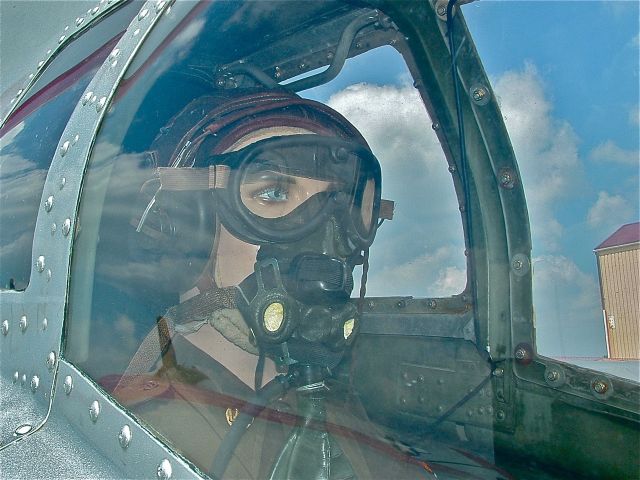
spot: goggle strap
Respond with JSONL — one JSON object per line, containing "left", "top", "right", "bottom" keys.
{"left": 157, "top": 165, "right": 230, "bottom": 191}
{"left": 379, "top": 199, "right": 395, "bottom": 221}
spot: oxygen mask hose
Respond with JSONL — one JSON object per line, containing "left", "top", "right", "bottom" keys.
{"left": 268, "top": 364, "right": 356, "bottom": 480}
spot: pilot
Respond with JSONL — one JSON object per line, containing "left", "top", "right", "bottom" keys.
{"left": 112, "top": 89, "right": 431, "bottom": 479}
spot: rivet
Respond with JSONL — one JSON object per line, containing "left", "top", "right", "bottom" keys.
{"left": 64, "top": 25, "right": 69, "bottom": 32}
{"left": 90, "top": 94, "right": 97, "bottom": 105}
{"left": 513, "top": 259, "right": 523, "bottom": 270}
{"left": 30, "top": 376, "right": 40, "bottom": 392}
{"left": 60, "top": 140, "right": 70, "bottom": 156}
{"left": 71, "top": 134, "right": 79, "bottom": 145}
{"left": 155, "top": 0, "right": 166, "bottom": 13}
{"left": 118, "top": 425, "right": 132, "bottom": 448}
{"left": 58, "top": 35, "right": 66, "bottom": 44}
{"left": 91, "top": 6, "right": 100, "bottom": 15}
{"left": 47, "top": 351, "right": 56, "bottom": 370}
{"left": 89, "top": 400, "right": 100, "bottom": 422}
{"left": 47, "top": 49, "right": 52, "bottom": 55}
{"left": 28, "top": 73, "right": 34, "bottom": 79}
{"left": 493, "top": 367, "right": 504, "bottom": 377}
{"left": 82, "top": 91, "right": 93, "bottom": 105}
{"left": 20, "top": 315, "right": 28, "bottom": 332}
{"left": 76, "top": 17, "right": 85, "bottom": 26}
{"left": 133, "top": 28, "right": 141, "bottom": 37}
{"left": 108, "top": 49, "right": 120, "bottom": 61}
{"left": 432, "top": 122, "right": 440, "bottom": 131}
{"left": 36, "top": 256, "right": 46, "bottom": 272}
{"left": 396, "top": 300, "right": 406, "bottom": 309}
{"left": 96, "top": 96, "right": 107, "bottom": 112}
{"left": 467, "top": 409, "right": 473, "bottom": 417}
{"left": 16, "top": 89, "right": 24, "bottom": 97}
{"left": 51, "top": 223, "right": 57, "bottom": 236}
{"left": 111, "top": 59, "right": 118, "bottom": 68}
{"left": 448, "top": 164, "right": 456, "bottom": 173}
{"left": 62, "top": 218, "right": 71, "bottom": 236}
{"left": 38, "top": 60, "right": 45, "bottom": 68}
{"left": 13, "top": 371, "right": 19, "bottom": 383}
{"left": 138, "top": 8, "right": 149, "bottom": 20}
{"left": 514, "top": 347, "right": 527, "bottom": 360}
{"left": 63, "top": 375, "right": 73, "bottom": 395}
{"left": 42, "top": 317, "right": 48, "bottom": 330}
{"left": 298, "top": 62, "right": 307, "bottom": 70}
{"left": 10, "top": 98, "right": 16, "bottom": 104}
{"left": 546, "top": 370, "right": 559, "bottom": 382}
{"left": 427, "top": 299, "right": 437, "bottom": 309}
{"left": 1, "top": 320, "right": 8, "bottom": 336}
{"left": 470, "top": 85, "right": 490, "bottom": 105}
{"left": 14, "top": 424, "right": 32, "bottom": 436}
{"left": 46, "top": 269, "right": 51, "bottom": 282}
{"left": 157, "top": 459, "right": 172, "bottom": 480}
{"left": 21, "top": 374, "right": 27, "bottom": 385}
{"left": 44, "top": 195, "right": 54, "bottom": 212}
{"left": 60, "top": 177, "right": 66, "bottom": 189}
{"left": 496, "top": 410, "right": 506, "bottom": 421}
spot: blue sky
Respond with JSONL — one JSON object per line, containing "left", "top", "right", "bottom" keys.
{"left": 461, "top": 1, "right": 639, "bottom": 357}
{"left": 303, "top": 1, "right": 639, "bottom": 359}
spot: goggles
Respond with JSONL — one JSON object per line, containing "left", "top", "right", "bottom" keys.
{"left": 153, "top": 135, "right": 382, "bottom": 247}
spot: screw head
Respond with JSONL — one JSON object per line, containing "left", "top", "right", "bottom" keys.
{"left": 63, "top": 375, "right": 73, "bottom": 395}
{"left": 470, "top": 84, "right": 490, "bottom": 105}
{"left": 47, "top": 351, "right": 57, "bottom": 371}
{"left": 118, "top": 425, "right": 132, "bottom": 449}
{"left": 514, "top": 347, "right": 527, "bottom": 360}
{"left": 437, "top": 4, "right": 447, "bottom": 16}
{"left": 496, "top": 410, "right": 506, "bottom": 421}
{"left": 593, "top": 380, "right": 608, "bottom": 394}
{"left": 493, "top": 367, "right": 504, "bottom": 377}
{"left": 1, "top": 320, "right": 8, "bottom": 336}
{"left": 157, "top": 459, "right": 172, "bottom": 480}
{"left": 546, "top": 370, "right": 559, "bottom": 382}
{"left": 44, "top": 195, "right": 54, "bottom": 212}
{"left": 19, "top": 315, "right": 28, "bottom": 332}
{"left": 89, "top": 400, "right": 100, "bottom": 422}
{"left": 512, "top": 259, "right": 523, "bottom": 271}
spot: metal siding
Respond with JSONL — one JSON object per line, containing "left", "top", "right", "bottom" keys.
{"left": 598, "top": 246, "right": 640, "bottom": 359}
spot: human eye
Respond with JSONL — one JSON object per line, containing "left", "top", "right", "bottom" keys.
{"left": 253, "top": 184, "right": 289, "bottom": 203}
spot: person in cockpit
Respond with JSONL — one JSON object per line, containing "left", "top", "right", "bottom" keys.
{"left": 108, "top": 89, "right": 428, "bottom": 479}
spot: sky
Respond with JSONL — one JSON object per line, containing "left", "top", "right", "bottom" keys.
{"left": 303, "top": 1, "right": 639, "bottom": 359}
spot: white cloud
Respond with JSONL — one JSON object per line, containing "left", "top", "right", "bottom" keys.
{"left": 532, "top": 255, "right": 605, "bottom": 357}
{"left": 587, "top": 191, "right": 634, "bottom": 228}
{"left": 590, "top": 140, "right": 639, "bottom": 166}
{"left": 493, "top": 63, "right": 582, "bottom": 252}
{"left": 327, "top": 84, "right": 467, "bottom": 297}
